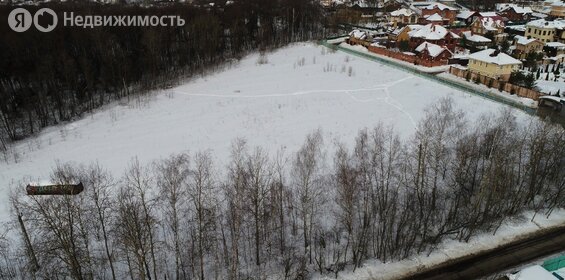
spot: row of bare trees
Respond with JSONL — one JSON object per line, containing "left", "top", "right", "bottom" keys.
{"left": 4, "top": 99, "right": 565, "bottom": 279}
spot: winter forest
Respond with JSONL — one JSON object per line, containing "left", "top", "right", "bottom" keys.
{"left": 0, "top": 0, "right": 325, "bottom": 151}
{"left": 1, "top": 99, "right": 563, "bottom": 279}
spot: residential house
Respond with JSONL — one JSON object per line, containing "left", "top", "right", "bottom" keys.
{"left": 390, "top": 8, "right": 418, "bottom": 25}
{"left": 550, "top": 1, "right": 565, "bottom": 18}
{"left": 456, "top": 10, "right": 479, "bottom": 25}
{"left": 470, "top": 17, "right": 505, "bottom": 36}
{"left": 461, "top": 31, "right": 492, "bottom": 48}
{"left": 414, "top": 41, "right": 453, "bottom": 63}
{"left": 390, "top": 24, "right": 423, "bottom": 48}
{"left": 544, "top": 41, "right": 565, "bottom": 56}
{"left": 513, "top": 35, "right": 544, "bottom": 58}
{"left": 423, "top": 13, "right": 446, "bottom": 25}
{"left": 499, "top": 5, "right": 533, "bottom": 22}
{"left": 408, "top": 23, "right": 460, "bottom": 51}
{"left": 468, "top": 48, "right": 522, "bottom": 81}
{"left": 347, "top": 29, "right": 372, "bottom": 46}
{"left": 421, "top": 3, "right": 458, "bottom": 24}
{"left": 524, "top": 19, "right": 565, "bottom": 43}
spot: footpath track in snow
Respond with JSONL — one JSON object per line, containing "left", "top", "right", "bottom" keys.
{"left": 393, "top": 225, "right": 565, "bottom": 280}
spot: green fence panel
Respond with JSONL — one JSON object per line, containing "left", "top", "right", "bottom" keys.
{"left": 543, "top": 255, "right": 565, "bottom": 271}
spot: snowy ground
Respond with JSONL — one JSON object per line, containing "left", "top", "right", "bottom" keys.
{"left": 0, "top": 42, "right": 534, "bottom": 226}
{"left": 317, "top": 210, "right": 565, "bottom": 280}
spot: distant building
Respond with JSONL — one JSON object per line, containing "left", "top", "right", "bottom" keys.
{"left": 550, "top": 1, "right": 565, "bottom": 18}
{"left": 456, "top": 10, "right": 479, "bottom": 25}
{"left": 390, "top": 24, "right": 422, "bottom": 49}
{"left": 423, "top": 13, "right": 447, "bottom": 25}
{"left": 544, "top": 41, "right": 565, "bottom": 56}
{"left": 414, "top": 41, "right": 453, "bottom": 63}
{"left": 470, "top": 17, "right": 505, "bottom": 36}
{"left": 499, "top": 5, "right": 533, "bottom": 22}
{"left": 408, "top": 23, "right": 460, "bottom": 51}
{"left": 390, "top": 8, "right": 418, "bottom": 25}
{"left": 468, "top": 49, "right": 522, "bottom": 81}
{"left": 525, "top": 19, "right": 565, "bottom": 43}
{"left": 461, "top": 31, "right": 492, "bottom": 48}
{"left": 513, "top": 35, "right": 544, "bottom": 58}
{"left": 421, "top": 3, "right": 458, "bottom": 24}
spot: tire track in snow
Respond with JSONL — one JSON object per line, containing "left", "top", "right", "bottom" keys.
{"left": 172, "top": 76, "right": 414, "bottom": 99}
{"left": 173, "top": 76, "right": 418, "bottom": 129}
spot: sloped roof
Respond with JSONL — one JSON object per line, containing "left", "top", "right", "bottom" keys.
{"left": 349, "top": 29, "right": 367, "bottom": 40}
{"left": 499, "top": 4, "right": 533, "bottom": 14}
{"left": 425, "top": 13, "right": 444, "bottom": 21}
{"left": 546, "top": 41, "right": 565, "bottom": 48}
{"left": 415, "top": 42, "right": 452, "bottom": 57}
{"left": 514, "top": 35, "right": 540, "bottom": 45}
{"left": 391, "top": 8, "right": 415, "bottom": 17}
{"left": 479, "top": 11, "right": 499, "bottom": 17}
{"left": 526, "top": 19, "right": 565, "bottom": 29}
{"left": 457, "top": 10, "right": 477, "bottom": 19}
{"left": 423, "top": 2, "right": 458, "bottom": 11}
{"left": 504, "top": 6, "right": 533, "bottom": 14}
{"left": 462, "top": 31, "right": 492, "bottom": 43}
{"left": 408, "top": 23, "right": 460, "bottom": 40}
{"left": 468, "top": 49, "right": 522, "bottom": 65}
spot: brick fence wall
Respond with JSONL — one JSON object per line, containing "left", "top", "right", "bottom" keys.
{"left": 347, "top": 37, "right": 446, "bottom": 67}
{"left": 448, "top": 66, "right": 543, "bottom": 101}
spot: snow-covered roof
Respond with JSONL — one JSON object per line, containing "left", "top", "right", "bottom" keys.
{"left": 349, "top": 29, "right": 367, "bottom": 40}
{"left": 479, "top": 11, "right": 499, "bottom": 17}
{"left": 415, "top": 42, "right": 452, "bottom": 57}
{"left": 508, "top": 25, "right": 526, "bottom": 31}
{"left": 526, "top": 19, "right": 565, "bottom": 29}
{"left": 407, "top": 24, "right": 424, "bottom": 30}
{"left": 391, "top": 8, "right": 414, "bottom": 17}
{"left": 462, "top": 31, "right": 492, "bottom": 43}
{"left": 423, "top": 2, "right": 458, "bottom": 11}
{"left": 531, "top": 12, "right": 548, "bottom": 18}
{"left": 509, "top": 265, "right": 557, "bottom": 280}
{"left": 457, "top": 10, "right": 476, "bottom": 19}
{"left": 514, "top": 35, "right": 540, "bottom": 45}
{"left": 477, "top": 17, "right": 505, "bottom": 30}
{"left": 546, "top": 41, "right": 565, "bottom": 48}
{"left": 539, "top": 95, "right": 565, "bottom": 103}
{"left": 468, "top": 49, "right": 522, "bottom": 65}
{"left": 425, "top": 13, "right": 444, "bottom": 21}
{"left": 501, "top": 5, "right": 533, "bottom": 14}
{"left": 408, "top": 23, "right": 460, "bottom": 40}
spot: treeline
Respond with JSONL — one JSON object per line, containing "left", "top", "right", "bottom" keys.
{"left": 4, "top": 99, "right": 565, "bottom": 279}
{"left": 0, "top": 1, "right": 326, "bottom": 150}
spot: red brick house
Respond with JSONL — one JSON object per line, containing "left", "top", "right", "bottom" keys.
{"left": 421, "top": 3, "right": 459, "bottom": 25}
{"left": 415, "top": 42, "right": 453, "bottom": 64}
{"left": 408, "top": 23, "right": 460, "bottom": 51}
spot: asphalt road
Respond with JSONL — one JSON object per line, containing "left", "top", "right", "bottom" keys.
{"left": 394, "top": 225, "right": 565, "bottom": 280}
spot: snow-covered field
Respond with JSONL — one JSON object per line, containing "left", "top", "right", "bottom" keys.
{"left": 0, "top": 42, "right": 534, "bottom": 225}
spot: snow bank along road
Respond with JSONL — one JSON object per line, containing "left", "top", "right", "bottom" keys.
{"left": 0, "top": 43, "right": 534, "bottom": 224}
{"left": 394, "top": 225, "right": 565, "bottom": 280}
